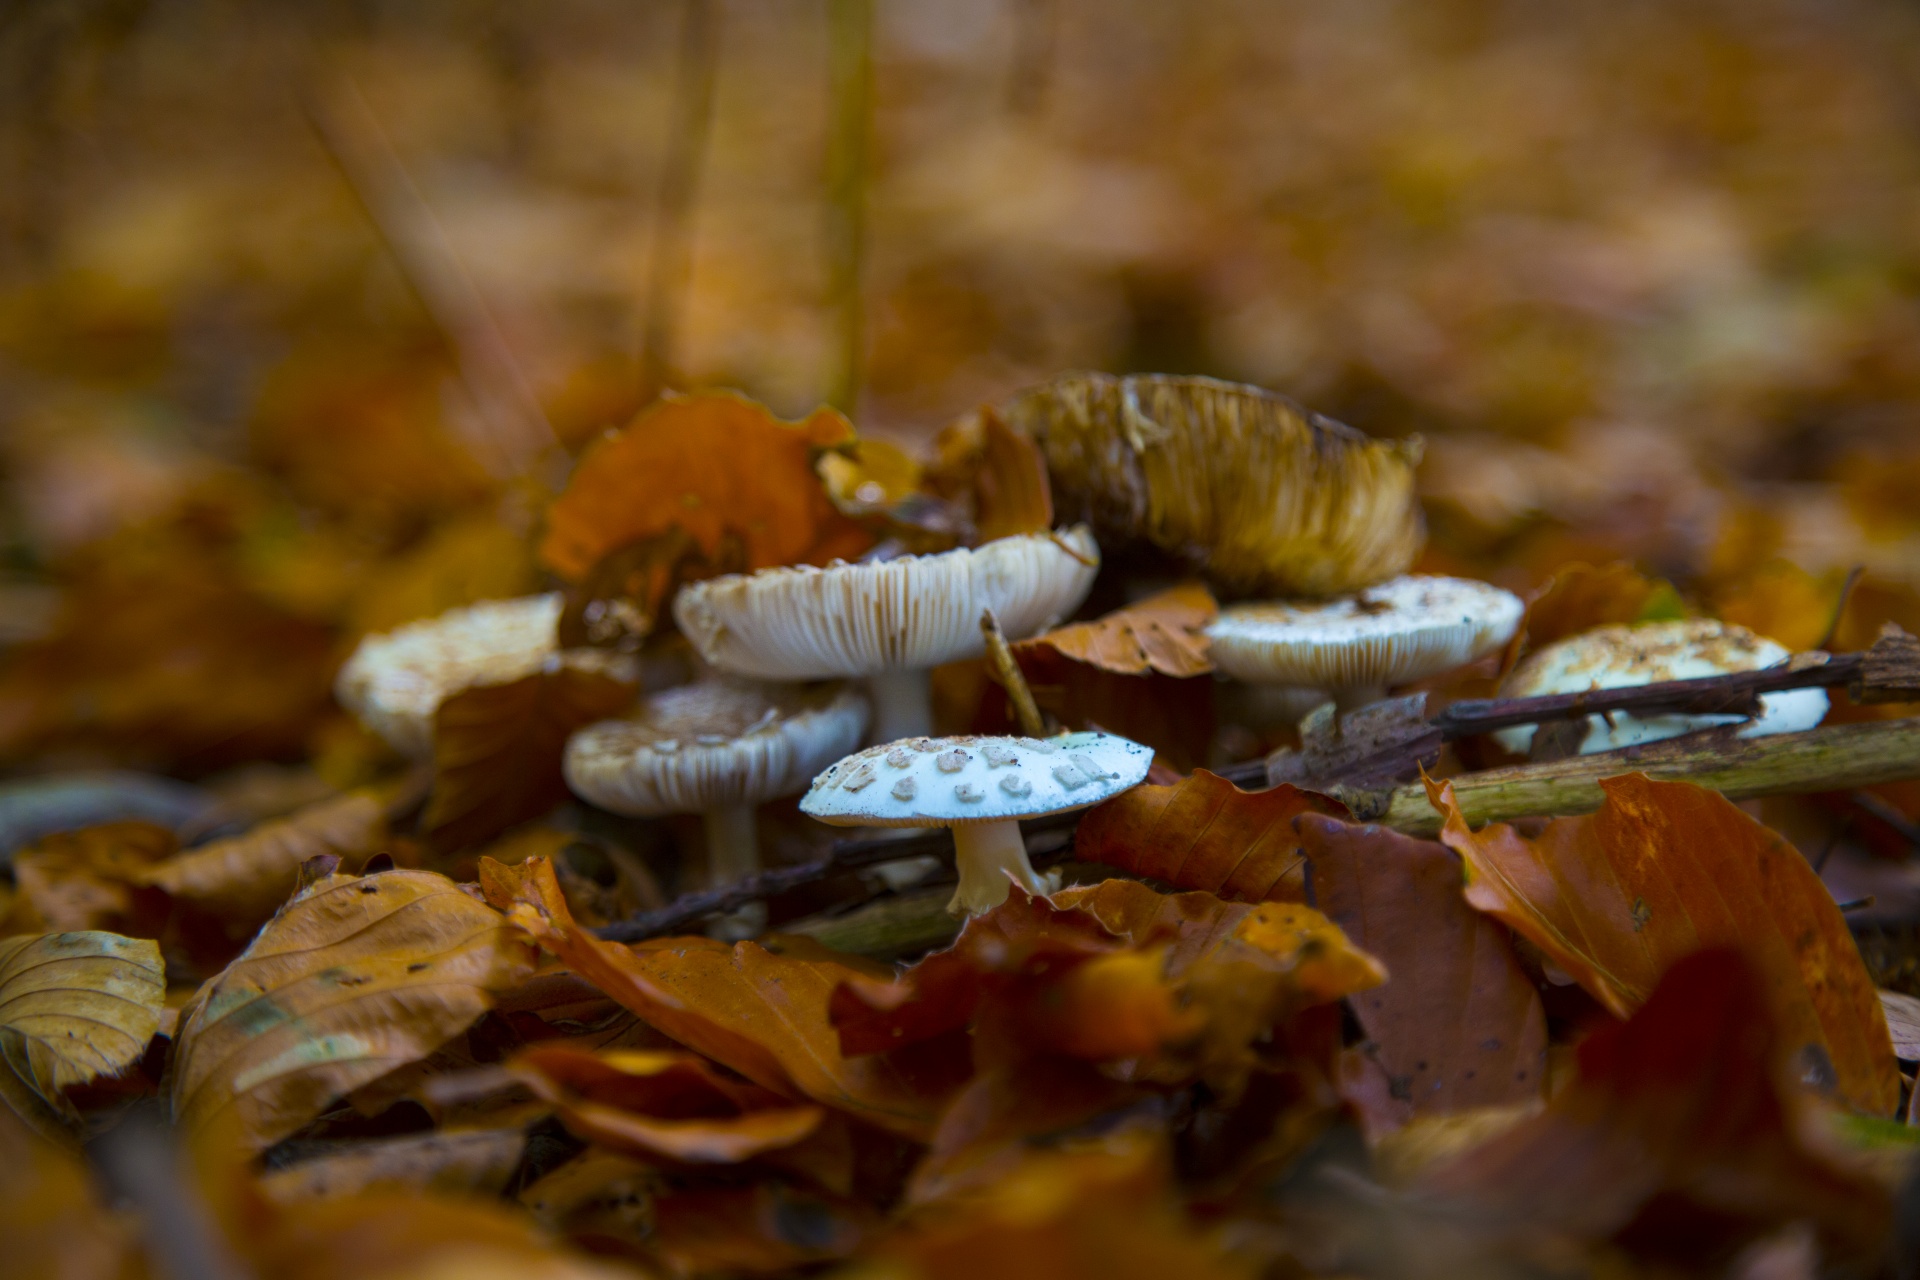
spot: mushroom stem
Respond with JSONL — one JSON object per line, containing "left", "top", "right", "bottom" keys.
{"left": 947, "top": 819, "right": 1041, "bottom": 916}
{"left": 703, "top": 805, "right": 760, "bottom": 888}
{"left": 867, "top": 667, "right": 933, "bottom": 742}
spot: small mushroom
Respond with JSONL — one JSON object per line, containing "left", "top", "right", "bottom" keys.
{"left": 673, "top": 527, "right": 1100, "bottom": 743}
{"left": 801, "top": 730, "right": 1152, "bottom": 916}
{"left": 1492, "top": 619, "right": 1829, "bottom": 755}
{"left": 1205, "top": 574, "right": 1524, "bottom": 712}
{"left": 336, "top": 594, "right": 638, "bottom": 759}
{"left": 565, "top": 679, "right": 868, "bottom": 900}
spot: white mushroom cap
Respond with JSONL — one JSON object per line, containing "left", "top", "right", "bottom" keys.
{"left": 800, "top": 730, "right": 1152, "bottom": 828}
{"left": 335, "top": 594, "right": 638, "bottom": 759}
{"left": 1204, "top": 575, "right": 1524, "bottom": 688}
{"left": 565, "top": 679, "right": 869, "bottom": 816}
{"left": 1493, "top": 619, "right": 1829, "bottom": 755}
{"left": 672, "top": 527, "right": 1100, "bottom": 680}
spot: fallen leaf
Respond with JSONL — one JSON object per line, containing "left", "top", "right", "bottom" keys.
{"left": 479, "top": 856, "right": 957, "bottom": 1140}
{"left": 5, "top": 821, "right": 175, "bottom": 936}
{"left": 1074, "top": 772, "right": 1345, "bottom": 902}
{"left": 650, "top": 1181, "right": 878, "bottom": 1274}
{"left": 1293, "top": 814, "right": 1547, "bottom": 1131}
{"left": 0, "top": 1107, "right": 143, "bottom": 1278}
{"left": 817, "top": 437, "right": 964, "bottom": 551}
{"left": 995, "top": 373, "right": 1424, "bottom": 598}
{"left": 539, "top": 390, "right": 872, "bottom": 582}
{"left": 1015, "top": 581, "right": 1217, "bottom": 677}
{"left": 423, "top": 666, "right": 637, "bottom": 851}
{"left": 0, "top": 930, "right": 165, "bottom": 1140}
{"left": 170, "top": 868, "right": 537, "bottom": 1151}
{"left": 1001, "top": 647, "right": 1218, "bottom": 772}
{"left": 972, "top": 407, "right": 1055, "bottom": 543}
{"left": 555, "top": 525, "right": 742, "bottom": 651}
{"left": 1428, "top": 773, "right": 1899, "bottom": 1115}
{"left": 140, "top": 789, "right": 389, "bottom": 935}
{"left": 348, "top": 514, "right": 543, "bottom": 638}
{"left": 1512, "top": 560, "right": 1687, "bottom": 659}
{"left": 1416, "top": 948, "right": 1891, "bottom": 1267}
{"left": 259, "top": 1126, "right": 529, "bottom": 1201}
{"left": 1711, "top": 559, "right": 1850, "bottom": 653}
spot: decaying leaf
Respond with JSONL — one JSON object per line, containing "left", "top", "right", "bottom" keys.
{"left": 1015, "top": 580, "right": 1217, "bottom": 677}
{"left": 170, "top": 868, "right": 537, "bottom": 1151}
{"left": 5, "top": 820, "right": 175, "bottom": 935}
{"left": 539, "top": 391, "right": 872, "bottom": 582}
{"left": 0, "top": 930, "right": 165, "bottom": 1139}
{"left": 423, "top": 666, "right": 637, "bottom": 851}
{"left": 993, "top": 373, "right": 1424, "bottom": 598}
{"left": 479, "top": 856, "right": 957, "bottom": 1140}
{"left": 1074, "top": 772, "right": 1345, "bottom": 902}
{"left": 259, "top": 1126, "right": 530, "bottom": 1201}
{"left": 1428, "top": 774, "right": 1899, "bottom": 1115}
{"left": 140, "top": 789, "right": 389, "bottom": 934}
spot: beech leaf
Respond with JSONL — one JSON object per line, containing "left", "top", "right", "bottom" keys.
{"left": 1015, "top": 580, "right": 1217, "bottom": 677}
{"left": 1427, "top": 773, "right": 1899, "bottom": 1114}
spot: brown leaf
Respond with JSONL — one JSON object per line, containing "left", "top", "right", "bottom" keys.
{"left": 5, "top": 821, "right": 175, "bottom": 936}
{"left": 1428, "top": 773, "right": 1899, "bottom": 1115}
{"left": 539, "top": 390, "right": 872, "bottom": 582}
{"left": 649, "top": 1182, "right": 878, "bottom": 1274}
{"left": 1293, "top": 814, "right": 1547, "bottom": 1131}
{"left": 972, "top": 407, "right": 1054, "bottom": 543}
{"left": 1511, "top": 560, "right": 1687, "bottom": 660}
{"left": 424, "top": 665, "right": 637, "bottom": 851}
{"left": 0, "top": 931, "right": 165, "bottom": 1140}
{"left": 258, "top": 1127, "right": 529, "bottom": 1201}
{"left": 140, "top": 789, "right": 389, "bottom": 935}
{"left": 996, "top": 373, "right": 1423, "bottom": 598}
{"left": 170, "top": 868, "right": 537, "bottom": 1151}
{"left": 555, "top": 525, "right": 741, "bottom": 650}
{"left": 1004, "top": 647, "right": 1217, "bottom": 772}
{"left": 1015, "top": 581, "right": 1217, "bottom": 677}
{"left": 1074, "top": 771, "right": 1346, "bottom": 902}
{"left": 479, "top": 856, "right": 957, "bottom": 1140}
{"left": 347, "top": 513, "right": 543, "bottom": 638}
{"left": 817, "top": 437, "right": 966, "bottom": 551}
{"left": 1416, "top": 948, "right": 1891, "bottom": 1266}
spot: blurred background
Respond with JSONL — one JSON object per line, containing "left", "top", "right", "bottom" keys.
{"left": 2, "top": 0, "right": 1919, "bottom": 782}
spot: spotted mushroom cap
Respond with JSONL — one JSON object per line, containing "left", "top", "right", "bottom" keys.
{"left": 335, "top": 594, "right": 637, "bottom": 760}
{"left": 1205, "top": 575, "right": 1524, "bottom": 688}
{"left": 564, "top": 678, "right": 868, "bottom": 816}
{"left": 1493, "top": 618, "right": 1829, "bottom": 755}
{"left": 800, "top": 730, "right": 1152, "bottom": 828}
{"left": 671, "top": 527, "right": 1100, "bottom": 680}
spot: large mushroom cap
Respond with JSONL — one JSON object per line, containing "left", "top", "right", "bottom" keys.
{"left": 672, "top": 527, "right": 1100, "bottom": 681}
{"left": 1494, "top": 618, "right": 1829, "bottom": 754}
{"left": 801, "top": 730, "right": 1151, "bottom": 829}
{"left": 565, "top": 679, "right": 868, "bottom": 816}
{"left": 1205, "top": 575, "right": 1524, "bottom": 688}
{"left": 335, "top": 594, "right": 637, "bottom": 759}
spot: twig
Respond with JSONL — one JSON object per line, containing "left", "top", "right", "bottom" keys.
{"left": 638, "top": 0, "right": 722, "bottom": 402}
{"left": 823, "top": 0, "right": 873, "bottom": 414}
{"left": 982, "top": 608, "right": 1046, "bottom": 736}
{"left": 1817, "top": 565, "right": 1865, "bottom": 653}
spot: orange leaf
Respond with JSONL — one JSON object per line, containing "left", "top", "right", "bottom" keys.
{"left": 424, "top": 665, "right": 637, "bottom": 851}
{"left": 5, "top": 821, "right": 175, "bottom": 936}
{"left": 1419, "top": 949, "right": 1890, "bottom": 1265}
{"left": 972, "top": 408, "right": 1054, "bottom": 543}
{"left": 478, "top": 856, "right": 956, "bottom": 1140}
{"left": 538, "top": 391, "right": 872, "bottom": 582}
{"left": 555, "top": 525, "right": 740, "bottom": 650}
{"left": 1513, "top": 560, "right": 1686, "bottom": 659}
{"left": 1073, "top": 771, "right": 1346, "bottom": 902}
{"left": 1711, "top": 559, "right": 1850, "bottom": 653}
{"left": 1427, "top": 774, "right": 1899, "bottom": 1115}
{"left": 1015, "top": 581, "right": 1217, "bottom": 677}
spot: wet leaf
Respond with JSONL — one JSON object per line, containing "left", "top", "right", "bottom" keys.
{"left": 995, "top": 373, "right": 1423, "bottom": 598}
{"left": 5, "top": 821, "right": 175, "bottom": 936}
{"left": 539, "top": 390, "right": 872, "bottom": 582}
{"left": 479, "top": 856, "right": 956, "bottom": 1140}
{"left": 170, "top": 868, "right": 537, "bottom": 1151}
{"left": 1293, "top": 814, "right": 1547, "bottom": 1130}
{"left": 0, "top": 931, "right": 165, "bottom": 1139}
{"left": 423, "top": 666, "right": 637, "bottom": 851}
{"left": 1074, "top": 772, "right": 1346, "bottom": 902}
{"left": 1428, "top": 773, "right": 1899, "bottom": 1114}
{"left": 1015, "top": 580, "right": 1217, "bottom": 677}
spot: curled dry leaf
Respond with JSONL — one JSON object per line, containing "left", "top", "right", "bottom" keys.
{"left": 479, "top": 855, "right": 957, "bottom": 1140}
{"left": 424, "top": 666, "right": 637, "bottom": 851}
{"left": 1015, "top": 580, "right": 1217, "bottom": 677}
{"left": 0, "top": 931, "right": 164, "bottom": 1140}
{"left": 539, "top": 390, "right": 872, "bottom": 582}
{"left": 994, "top": 373, "right": 1423, "bottom": 598}
{"left": 170, "top": 868, "right": 537, "bottom": 1152}
{"left": 1427, "top": 773, "right": 1899, "bottom": 1115}
{"left": 5, "top": 820, "right": 175, "bottom": 935}
{"left": 1074, "top": 771, "right": 1346, "bottom": 902}
{"left": 140, "top": 788, "right": 389, "bottom": 934}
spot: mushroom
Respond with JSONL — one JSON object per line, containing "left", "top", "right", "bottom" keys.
{"left": 336, "top": 593, "right": 637, "bottom": 759}
{"left": 673, "top": 527, "right": 1100, "bottom": 742}
{"left": 1492, "top": 619, "right": 1829, "bottom": 755}
{"left": 800, "top": 730, "right": 1152, "bottom": 915}
{"left": 1205, "top": 575, "right": 1524, "bottom": 712}
{"left": 564, "top": 678, "right": 868, "bottom": 895}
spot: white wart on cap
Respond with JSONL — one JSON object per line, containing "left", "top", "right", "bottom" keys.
{"left": 336, "top": 594, "right": 637, "bottom": 760}
{"left": 1494, "top": 618, "right": 1828, "bottom": 755}
{"left": 801, "top": 730, "right": 1151, "bottom": 915}
{"left": 673, "top": 527, "right": 1100, "bottom": 742}
{"left": 1205, "top": 575, "right": 1524, "bottom": 701}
